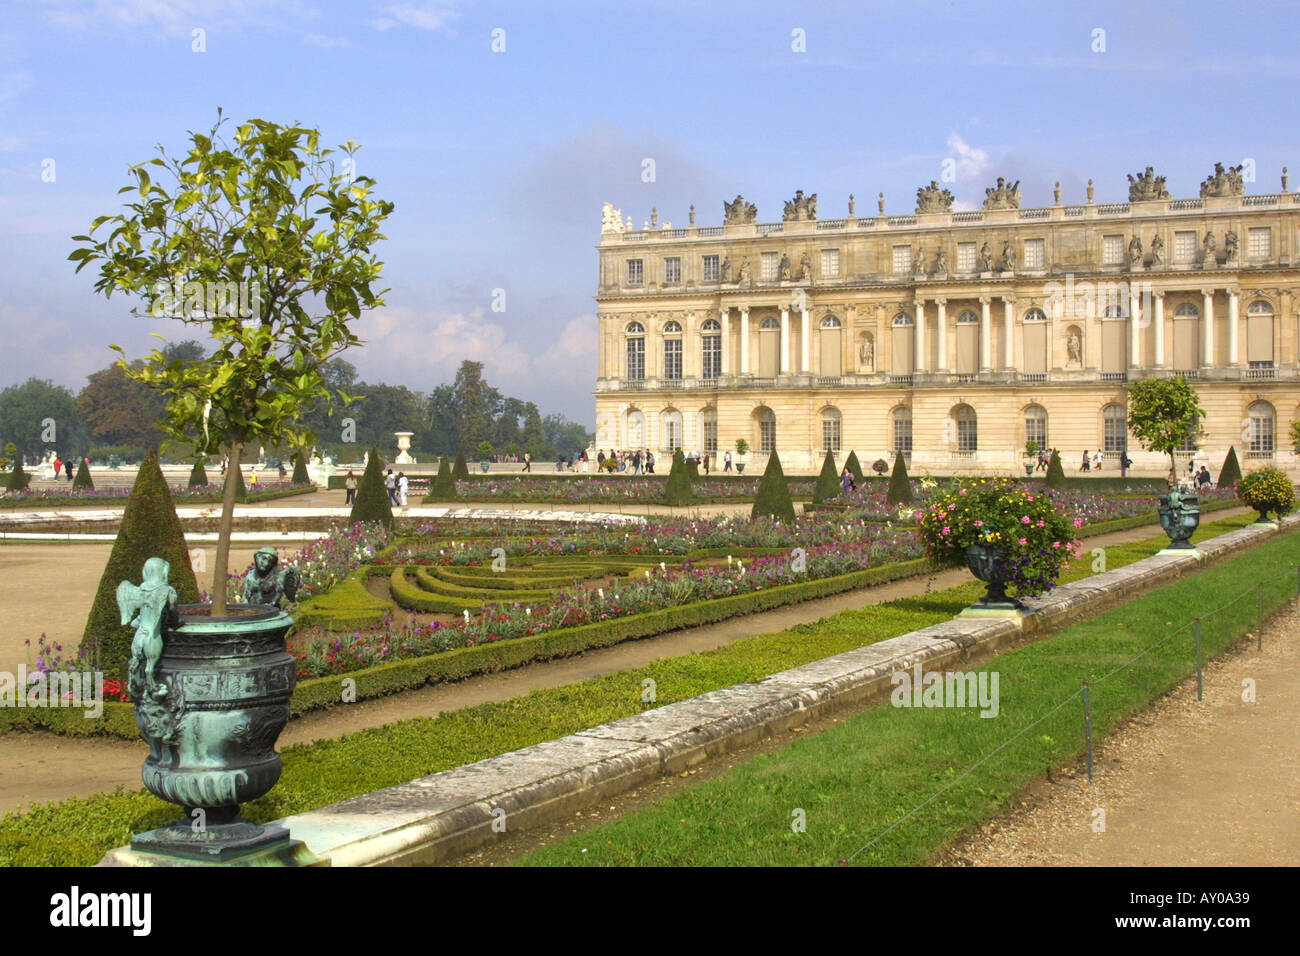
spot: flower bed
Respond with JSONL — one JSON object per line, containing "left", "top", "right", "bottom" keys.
{"left": 420, "top": 475, "right": 820, "bottom": 503}
{"left": 0, "top": 480, "right": 316, "bottom": 508}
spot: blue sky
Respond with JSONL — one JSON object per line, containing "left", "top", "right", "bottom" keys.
{"left": 1, "top": 0, "right": 1297, "bottom": 424}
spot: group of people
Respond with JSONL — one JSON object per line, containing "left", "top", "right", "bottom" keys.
{"left": 50, "top": 455, "right": 84, "bottom": 482}
{"left": 1078, "top": 449, "right": 1133, "bottom": 472}
{"left": 1174, "top": 462, "right": 1214, "bottom": 491}
{"left": 596, "top": 448, "right": 657, "bottom": 474}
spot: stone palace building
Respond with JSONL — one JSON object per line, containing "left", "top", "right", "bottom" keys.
{"left": 594, "top": 164, "right": 1300, "bottom": 474}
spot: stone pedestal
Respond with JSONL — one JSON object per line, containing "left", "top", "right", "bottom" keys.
{"left": 394, "top": 431, "right": 416, "bottom": 465}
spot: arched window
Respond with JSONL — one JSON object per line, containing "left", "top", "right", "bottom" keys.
{"left": 760, "top": 317, "right": 780, "bottom": 330}
{"left": 701, "top": 320, "right": 721, "bottom": 379}
{"left": 1023, "top": 308, "right": 1047, "bottom": 323}
{"left": 956, "top": 310, "right": 980, "bottom": 375}
{"left": 755, "top": 407, "right": 776, "bottom": 453}
{"left": 892, "top": 406, "right": 913, "bottom": 457}
{"left": 892, "top": 313, "right": 915, "bottom": 374}
{"left": 820, "top": 316, "right": 843, "bottom": 375}
{"left": 1103, "top": 403, "right": 1127, "bottom": 454}
{"left": 1247, "top": 300, "right": 1276, "bottom": 371}
{"left": 1024, "top": 404, "right": 1047, "bottom": 450}
{"left": 820, "top": 315, "right": 842, "bottom": 329}
{"left": 1248, "top": 401, "right": 1275, "bottom": 457}
{"left": 957, "top": 310, "right": 979, "bottom": 324}
{"left": 1172, "top": 303, "right": 1200, "bottom": 371}
{"left": 892, "top": 313, "right": 914, "bottom": 326}
{"left": 663, "top": 320, "right": 682, "bottom": 333}
{"left": 1173, "top": 303, "right": 1199, "bottom": 317}
{"left": 626, "top": 409, "right": 645, "bottom": 447}
{"left": 1023, "top": 309, "right": 1048, "bottom": 374}
{"left": 663, "top": 321, "right": 682, "bottom": 380}
{"left": 661, "top": 409, "right": 683, "bottom": 451}
{"left": 758, "top": 317, "right": 780, "bottom": 377}
{"left": 821, "top": 407, "right": 841, "bottom": 452}
{"left": 701, "top": 318, "right": 721, "bottom": 331}
{"left": 954, "top": 404, "right": 977, "bottom": 453}
{"left": 625, "top": 322, "right": 645, "bottom": 380}
{"left": 699, "top": 407, "right": 717, "bottom": 454}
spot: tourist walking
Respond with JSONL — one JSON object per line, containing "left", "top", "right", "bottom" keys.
{"left": 1093, "top": 449, "right": 1104, "bottom": 471}
{"left": 1080, "top": 451, "right": 1090, "bottom": 473}
{"left": 344, "top": 470, "right": 357, "bottom": 505}
{"left": 248, "top": 469, "right": 258, "bottom": 488}
{"left": 703, "top": 453, "right": 710, "bottom": 475}
{"left": 522, "top": 451, "right": 531, "bottom": 473}
{"left": 385, "top": 468, "right": 397, "bottom": 504}
{"left": 397, "top": 471, "right": 409, "bottom": 506}
{"left": 646, "top": 450, "right": 655, "bottom": 474}
{"left": 840, "top": 467, "right": 855, "bottom": 495}
{"left": 724, "top": 450, "right": 732, "bottom": 472}
{"left": 581, "top": 449, "right": 589, "bottom": 473}
{"left": 53, "top": 456, "right": 62, "bottom": 478}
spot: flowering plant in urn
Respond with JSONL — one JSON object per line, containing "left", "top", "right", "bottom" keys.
{"left": 1236, "top": 466, "right": 1295, "bottom": 521}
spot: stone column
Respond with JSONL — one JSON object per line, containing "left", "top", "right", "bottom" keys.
{"left": 935, "top": 298, "right": 948, "bottom": 372}
{"left": 1201, "top": 288, "right": 1215, "bottom": 367}
{"left": 1129, "top": 286, "right": 1141, "bottom": 368}
{"left": 720, "top": 308, "right": 730, "bottom": 376}
{"left": 800, "top": 305, "right": 810, "bottom": 372}
{"left": 1153, "top": 292, "right": 1165, "bottom": 367}
{"left": 979, "top": 296, "right": 992, "bottom": 371}
{"left": 1227, "top": 288, "right": 1239, "bottom": 366}
{"left": 915, "top": 299, "right": 927, "bottom": 372}
{"left": 740, "top": 306, "right": 750, "bottom": 374}
{"left": 1002, "top": 296, "right": 1015, "bottom": 369}
{"left": 780, "top": 307, "right": 790, "bottom": 374}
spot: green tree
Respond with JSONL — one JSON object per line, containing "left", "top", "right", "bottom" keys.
{"left": 72, "top": 458, "right": 94, "bottom": 490}
{"left": 452, "top": 361, "right": 502, "bottom": 452}
{"left": 429, "top": 455, "right": 457, "bottom": 499}
{"left": 751, "top": 451, "right": 796, "bottom": 522}
{"left": 886, "top": 450, "right": 913, "bottom": 505}
{"left": 71, "top": 111, "right": 393, "bottom": 613}
{"left": 1218, "top": 446, "right": 1242, "bottom": 487}
{"left": 1127, "top": 377, "right": 1204, "bottom": 475}
{"left": 663, "top": 449, "right": 694, "bottom": 505}
{"left": 76, "top": 363, "right": 166, "bottom": 449}
{"left": 291, "top": 451, "right": 310, "bottom": 484}
{"left": 844, "top": 450, "right": 864, "bottom": 485}
{"left": 188, "top": 459, "right": 209, "bottom": 488}
{"left": 426, "top": 383, "right": 459, "bottom": 456}
{"left": 521, "top": 401, "right": 549, "bottom": 457}
{"left": 0, "top": 378, "right": 88, "bottom": 459}
{"left": 452, "top": 450, "right": 470, "bottom": 480}
{"left": 159, "top": 340, "right": 207, "bottom": 366}
{"left": 813, "top": 450, "right": 841, "bottom": 504}
{"left": 1045, "top": 449, "right": 1067, "bottom": 488}
{"left": 349, "top": 448, "right": 393, "bottom": 527}
{"left": 5, "top": 453, "right": 30, "bottom": 491}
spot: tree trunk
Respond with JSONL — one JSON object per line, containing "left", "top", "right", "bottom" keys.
{"left": 211, "top": 439, "right": 244, "bottom": 615}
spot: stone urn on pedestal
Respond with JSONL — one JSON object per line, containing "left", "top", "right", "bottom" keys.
{"left": 1157, "top": 487, "right": 1200, "bottom": 549}
{"left": 963, "top": 542, "right": 1021, "bottom": 609}
{"left": 394, "top": 431, "right": 416, "bottom": 465}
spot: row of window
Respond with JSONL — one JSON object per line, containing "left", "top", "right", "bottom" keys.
{"left": 621, "top": 402, "right": 1280, "bottom": 457}
{"left": 623, "top": 228, "right": 1280, "bottom": 285}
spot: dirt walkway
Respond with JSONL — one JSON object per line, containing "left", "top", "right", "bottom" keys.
{"left": 0, "top": 514, "right": 1248, "bottom": 817}
{"left": 942, "top": 601, "right": 1300, "bottom": 867}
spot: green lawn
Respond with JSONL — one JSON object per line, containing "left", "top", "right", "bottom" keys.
{"left": 517, "top": 519, "right": 1296, "bottom": 867}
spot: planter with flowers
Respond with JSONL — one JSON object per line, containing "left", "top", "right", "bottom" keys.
{"left": 1236, "top": 466, "right": 1295, "bottom": 525}
{"left": 916, "top": 477, "right": 1081, "bottom": 610}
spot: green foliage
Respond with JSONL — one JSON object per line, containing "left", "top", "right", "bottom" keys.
{"left": 82, "top": 449, "right": 200, "bottom": 679}
{"left": 1045, "top": 449, "right": 1067, "bottom": 488}
{"left": 228, "top": 463, "right": 247, "bottom": 501}
{"left": 291, "top": 451, "right": 311, "bottom": 485}
{"left": 187, "top": 459, "right": 208, "bottom": 488}
{"left": 812, "top": 450, "right": 841, "bottom": 504}
{"left": 1236, "top": 466, "right": 1294, "bottom": 519}
{"left": 0, "top": 378, "right": 89, "bottom": 458}
{"left": 685, "top": 458, "right": 700, "bottom": 480}
{"left": 751, "top": 451, "right": 796, "bottom": 522}
{"left": 72, "top": 458, "right": 93, "bottom": 490}
{"left": 886, "top": 450, "right": 913, "bottom": 504}
{"left": 1127, "top": 377, "right": 1204, "bottom": 468}
{"left": 844, "top": 450, "right": 865, "bottom": 484}
{"left": 1025, "top": 439, "right": 1040, "bottom": 458}
{"left": 5, "top": 454, "right": 29, "bottom": 491}
{"left": 663, "top": 449, "right": 695, "bottom": 506}
{"left": 452, "top": 450, "right": 470, "bottom": 480}
{"left": 349, "top": 447, "right": 393, "bottom": 528}
{"left": 1218, "top": 446, "right": 1242, "bottom": 488}
{"left": 429, "top": 455, "right": 457, "bottom": 500}
{"left": 735, "top": 438, "right": 750, "bottom": 457}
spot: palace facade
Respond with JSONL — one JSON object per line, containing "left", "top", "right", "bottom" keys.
{"left": 594, "top": 166, "right": 1300, "bottom": 474}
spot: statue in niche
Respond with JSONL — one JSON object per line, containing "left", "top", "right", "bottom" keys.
{"left": 724, "top": 195, "right": 757, "bottom": 225}
{"left": 737, "top": 258, "right": 751, "bottom": 284}
{"left": 934, "top": 247, "right": 948, "bottom": 275}
{"left": 1000, "top": 240, "right": 1016, "bottom": 272}
{"left": 1203, "top": 231, "right": 1217, "bottom": 263}
{"left": 1199, "top": 162, "right": 1246, "bottom": 199}
{"left": 1224, "top": 231, "right": 1239, "bottom": 262}
{"left": 915, "top": 181, "right": 954, "bottom": 214}
{"left": 778, "top": 253, "right": 792, "bottom": 280}
{"left": 1150, "top": 233, "right": 1165, "bottom": 267}
{"left": 979, "top": 241, "right": 994, "bottom": 272}
{"left": 600, "top": 202, "right": 624, "bottom": 234}
{"left": 1127, "top": 235, "right": 1143, "bottom": 266}
{"left": 720, "top": 256, "right": 732, "bottom": 282}
{"left": 1067, "top": 330, "right": 1083, "bottom": 367}
{"left": 799, "top": 252, "right": 814, "bottom": 283}
{"left": 860, "top": 334, "right": 875, "bottom": 370}
{"left": 782, "top": 190, "right": 818, "bottom": 222}
{"left": 913, "top": 247, "right": 927, "bottom": 273}
{"left": 982, "top": 177, "right": 1021, "bottom": 210}
{"left": 1127, "top": 167, "right": 1170, "bottom": 202}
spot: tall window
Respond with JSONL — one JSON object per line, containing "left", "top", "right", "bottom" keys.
{"left": 625, "top": 321, "right": 645, "bottom": 380}
{"left": 1102, "top": 235, "right": 1123, "bottom": 265}
{"left": 664, "top": 257, "right": 681, "bottom": 285}
{"left": 702, "top": 255, "right": 720, "bottom": 282}
{"left": 663, "top": 320, "right": 682, "bottom": 380}
{"left": 757, "top": 408, "right": 776, "bottom": 453}
{"left": 1177, "top": 415, "right": 1200, "bottom": 453}
{"left": 1248, "top": 227, "right": 1272, "bottom": 260}
{"left": 1025, "top": 405, "right": 1047, "bottom": 449}
{"left": 892, "top": 406, "right": 913, "bottom": 456}
{"left": 957, "top": 242, "right": 976, "bottom": 272}
{"left": 626, "top": 259, "right": 643, "bottom": 285}
{"left": 662, "top": 410, "right": 683, "bottom": 451}
{"left": 761, "top": 252, "right": 779, "bottom": 280}
{"left": 1248, "top": 401, "right": 1275, "bottom": 457}
{"left": 954, "top": 405, "right": 977, "bottom": 452}
{"left": 1174, "top": 231, "right": 1196, "bottom": 263}
{"left": 821, "top": 408, "right": 841, "bottom": 452}
{"left": 626, "top": 410, "right": 645, "bottom": 447}
{"left": 892, "top": 245, "right": 912, "bottom": 275}
{"left": 1023, "top": 238, "right": 1045, "bottom": 269}
{"left": 701, "top": 408, "right": 717, "bottom": 454}
{"left": 1103, "top": 404, "right": 1127, "bottom": 454}
{"left": 701, "top": 319, "right": 721, "bottom": 379}
{"left": 821, "top": 249, "right": 840, "bottom": 279}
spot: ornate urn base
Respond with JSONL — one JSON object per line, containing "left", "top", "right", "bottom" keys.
{"left": 129, "top": 604, "right": 299, "bottom": 862}
{"left": 963, "top": 543, "right": 1022, "bottom": 610}
{"left": 1157, "top": 493, "right": 1201, "bottom": 548}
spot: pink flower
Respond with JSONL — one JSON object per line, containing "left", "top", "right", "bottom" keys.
{"left": 1073, "top": 518, "right": 1083, "bottom": 528}
{"left": 1052, "top": 541, "right": 1061, "bottom": 549}
{"left": 1036, "top": 520, "right": 1045, "bottom": 527}
{"left": 941, "top": 527, "right": 951, "bottom": 535}
{"left": 973, "top": 520, "right": 984, "bottom": 527}
{"left": 1021, "top": 516, "right": 1031, "bottom": 524}
{"left": 1018, "top": 538, "right": 1028, "bottom": 546}
{"left": 959, "top": 489, "right": 967, "bottom": 495}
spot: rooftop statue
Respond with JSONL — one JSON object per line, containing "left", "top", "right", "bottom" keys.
{"left": 982, "top": 177, "right": 1021, "bottom": 210}
{"left": 1200, "top": 162, "right": 1246, "bottom": 198}
{"left": 600, "top": 202, "right": 624, "bottom": 234}
{"left": 242, "top": 546, "right": 302, "bottom": 609}
{"left": 915, "top": 180, "right": 954, "bottom": 214}
{"left": 723, "top": 195, "right": 758, "bottom": 225}
{"left": 1127, "top": 167, "right": 1170, "bottom": 202}
{"left": 782, "top": 189, "right": 817, "bottom": 222}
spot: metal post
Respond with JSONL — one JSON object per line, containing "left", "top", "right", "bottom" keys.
{"left": 1258, "top": 582, "right": 1264, "bottom": 650}
{"left": 1083, "top": 681, "right": 1094, "bottom": 783}
{"left": 1195, "top": 618, "right": 1203, "bottom": 702}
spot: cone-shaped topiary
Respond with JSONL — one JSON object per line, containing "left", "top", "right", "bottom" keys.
{"left": 5, "top": 454, "right": 29, "bottom": 491}
{"left": 885, "top": 450, "right": 913, "bottom": 505}
{"left": 188, "top": 459, "right": 208, "bottom": 489}
{"left": 1218, "top": 445, "right": 1242, "bottom": 488}
{"left": 663, "top": 449, "right": 695, "bottom": 505}
{"left": 429, "top": 455, "right": 457, "bottom": 499}
{"left": 813, "top": 450, "right": 841, "bottom": 504}
{"left": 72, "top": 458, "right": 93, "bottom": 490}
{"left": 844, "top": 450, "right": 865, "bottom": 485}
{"left": 1045, "top": 449, "right": 1067, "bottom": 488}
{"left": 349, "top": 447, "right": 393, "bottom": 527}
{"left": 452, "top": 451, "right": 470, "bottom": 481}
{"left": 751, "top": 451, "right": 796, "bottom": 522}
{"left": 82, "top": 449, "right": 201, "bottom": 682}
{"left": 228, "top": 463, "right": 247, "bottom": 502}
{"left": 685, "top": 457, "right": 700, "bottom": 480}
{"left": 291, "top": 451, "right": 310, "bottom": 485}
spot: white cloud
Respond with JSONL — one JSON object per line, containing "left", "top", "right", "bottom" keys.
{"left": 41, "top": 0, "right": 318, "bottom": 38}
{"left": 946, "top": 132, "right": 990, "bottom": 181}
{"left": 371, "top": 1, "right": 461, "bottom": 32}
{"left": 302, "top": 32, "right": 351, "bottom": 48}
